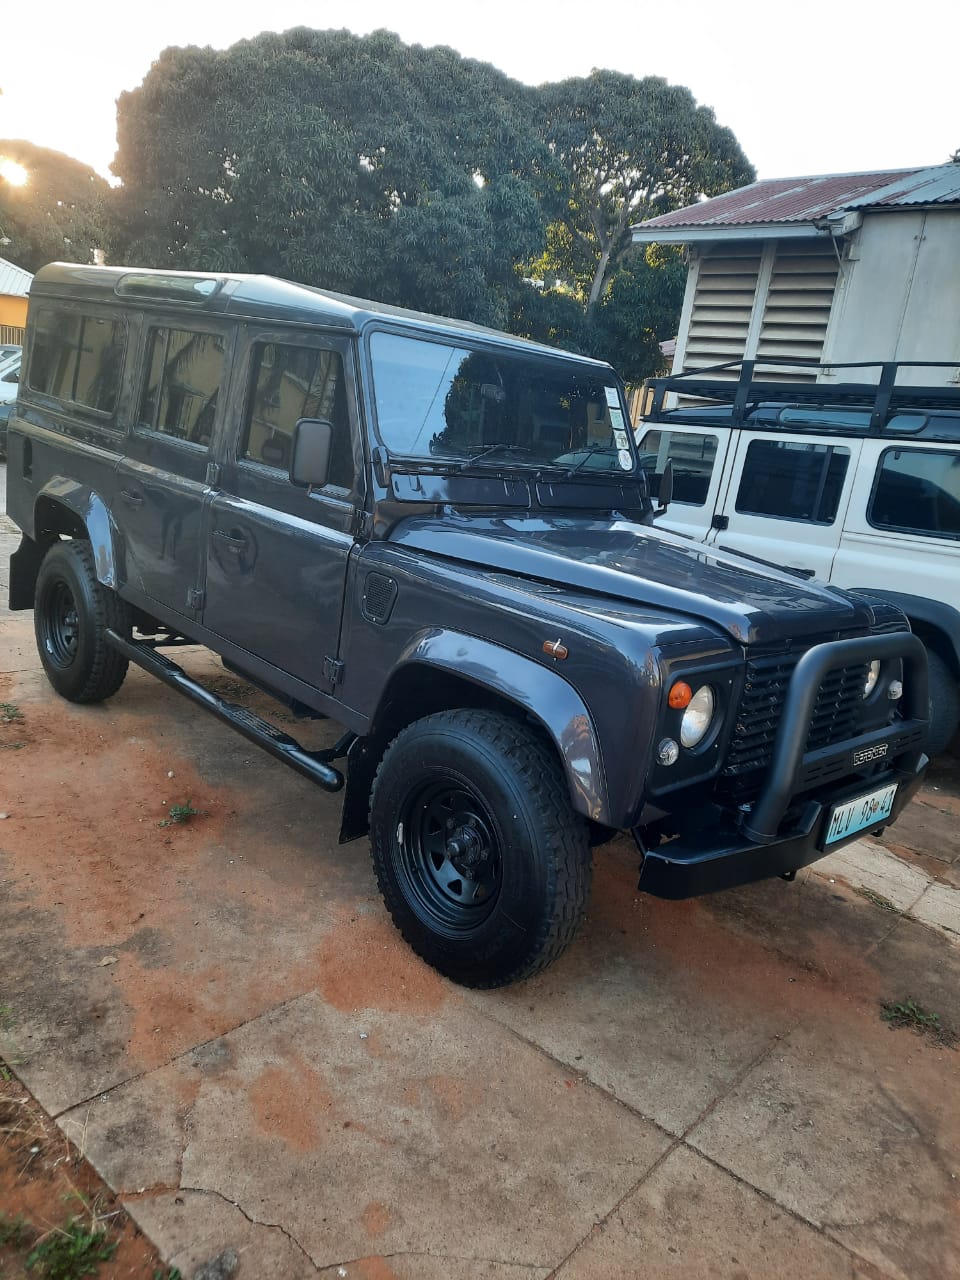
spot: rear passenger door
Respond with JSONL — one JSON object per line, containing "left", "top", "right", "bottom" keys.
{"left": 116, "top": 321, "right": 228, "bottom": 618}
{"left": 201, "top": 330, "right": 361, "bottom": 693}
{"left": 708, "top": 432, "right": 863, "bottom": 581}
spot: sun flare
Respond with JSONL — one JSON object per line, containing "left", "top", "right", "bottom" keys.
{"left": 0, "top": 158, "right": 29, "bottom": 188}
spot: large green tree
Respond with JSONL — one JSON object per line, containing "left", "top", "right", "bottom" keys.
{"left": 112, "top": 29, "right": 549, "bottom": 327}
{"left": 535, "top": 71, "right": 755, "bottom": 316}
{"left": 0, "top": 139, "right": 113, "bottom": 272}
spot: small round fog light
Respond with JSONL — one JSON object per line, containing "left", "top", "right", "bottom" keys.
{"left": 657, "top": 737, "right": 680, "bottom": 766}
{"left": 887, "top": 679, "right": 903, "bottom": 701}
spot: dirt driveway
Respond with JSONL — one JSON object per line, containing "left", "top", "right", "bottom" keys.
{"left": 1, "top": 507, "right": 959, "bottom": 1279}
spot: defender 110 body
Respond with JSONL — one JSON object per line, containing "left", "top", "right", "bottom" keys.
{"left": 6, "top": 265, "right": 929, "bottom": 986}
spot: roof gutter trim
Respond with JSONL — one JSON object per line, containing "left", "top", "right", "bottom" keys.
{"left": 631, "top": 223, "right": 830, "bottom": 244}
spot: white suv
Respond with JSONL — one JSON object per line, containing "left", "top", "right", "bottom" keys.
{"left": 637, "top": 361, "right": 960, "bottom": 755}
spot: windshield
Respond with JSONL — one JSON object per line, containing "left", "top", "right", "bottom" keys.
{"left": 369, "top": 331, "right": 636, "bottom": 476}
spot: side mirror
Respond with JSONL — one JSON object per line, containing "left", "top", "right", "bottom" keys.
{"left": 654, "top": 459, "right": 673, "bottom": 517}
{"left": 290, "top": 418, "right": 333, "bottom": 488}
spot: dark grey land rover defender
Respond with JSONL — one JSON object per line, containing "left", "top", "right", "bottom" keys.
{"left": 6, "top": 264, "right": 929, "bottom": 987}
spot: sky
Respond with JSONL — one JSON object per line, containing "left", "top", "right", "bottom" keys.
{"left": 1, "top": 0, "right": 957, "bottom": 185}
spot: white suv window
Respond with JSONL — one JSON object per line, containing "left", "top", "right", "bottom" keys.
{"left": 736, "top": 440, "right": 850, "bottom": 524}
{"left": 869, "top": 447, "right": 960, "bottom": 540}
{"left": 637, "top": 429, "right": 718, "bottom": 506}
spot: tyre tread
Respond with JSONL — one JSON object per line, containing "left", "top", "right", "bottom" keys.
{"left": 370, "top": 709, "right": 592, "bottom": 988}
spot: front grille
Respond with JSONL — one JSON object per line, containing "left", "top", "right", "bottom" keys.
{"left": 723, "top": 649, "right": 869, "bottom": 792}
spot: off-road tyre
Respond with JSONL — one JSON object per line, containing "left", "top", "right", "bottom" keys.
{"left": 34, "top": 539, "right": 131, "bottom": 703}
{"left": 926, "top": 649, "right": 960, "bottom": 758}
{"left": 369, "top": 709, "right": 592, "bottom": 988}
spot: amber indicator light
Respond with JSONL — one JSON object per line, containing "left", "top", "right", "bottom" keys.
{"left": 668, "top": 681, "right": 693, "bottom": 709}
{"left": 543, "top": 639, "right": 569, "bottom": 661}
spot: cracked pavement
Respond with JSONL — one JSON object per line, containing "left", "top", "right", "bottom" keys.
{"left": 1, "top": 505, "right": 959, "bottom": 1279}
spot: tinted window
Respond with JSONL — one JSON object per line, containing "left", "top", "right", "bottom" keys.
{"left": 139, "top": 328, "right": 224, "bottom": 446}
{"left": 869, "top": 448, "right": 960, "bottom": 540}
{"left": 736, "top": 440, "right": 850, "bottom": 524}
{"left": 242, "top": 341, "right": 352, "bottom": 489}
{"left": 637, "top": 429, "right": 718, "bottom": 505}
{"left": 28, "top": 309, "right": 124, "bottom": 413}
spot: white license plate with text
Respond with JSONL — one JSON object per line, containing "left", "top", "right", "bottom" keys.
{"left": 823, "top": 783, "right": 898, "bottom": 846}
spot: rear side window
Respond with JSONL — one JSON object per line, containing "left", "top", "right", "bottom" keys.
{"left": 138, "top": 327, "right": 225, "bottom": 446}
{"left": 637, "top": 429, "right": 718, "bottom": 505}
{"left": 869, "top": 448, "right": 960, "bottom": 540}
{"left": 241, "top": 341, "right": 353, "bottom": 489}
{"left": 736, "top": 440, "right": 850, "bottom": 524}
{"left": 28, "top": 309, "right": 125, "bottom": 414}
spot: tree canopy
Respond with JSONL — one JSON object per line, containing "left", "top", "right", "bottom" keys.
{"left": 112, "top": 28, "right": 549, "bottom": 327}
{"left": 0, "top": 139, "right": 113, "bottom": 273}
{"left": 532, "top": 71, "right": 755, "bottom": 315}
{"left": 7, "top": 31, "right": 753, "bottom": 383}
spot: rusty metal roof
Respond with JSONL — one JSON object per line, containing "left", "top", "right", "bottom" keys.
{"left": 0, "top": 256, "right": 33, "bottom": 298}
{"left": 634, "top": 164, "right": 960, "bottom": 235}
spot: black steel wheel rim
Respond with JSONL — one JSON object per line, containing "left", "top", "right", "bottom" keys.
{"left": 394, "top": 778, "right": 503, "bottom": 934}
{"left": 42, "top": 579, "right": 80, "bottom": 668}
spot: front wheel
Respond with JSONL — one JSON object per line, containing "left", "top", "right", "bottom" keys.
{"left": 369, "top": 710, "right": 592, "bottom": 988}
{"left": 34, "top": 540, "right": 131, "bottom": 703}
{"left": 926, "top": 649, "right": 960, "bottom": 758}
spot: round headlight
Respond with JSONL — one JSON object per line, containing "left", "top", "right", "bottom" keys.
{"left": 680, "top": 685, "right": 716, "bottom": 748}
{"left": 863, "top": 660, "right": 881, "bottom": 698}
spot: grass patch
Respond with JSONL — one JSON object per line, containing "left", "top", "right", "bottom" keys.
{"left": 158, "top": 801, "right": 203, "bottom": 828}
{"left": 0, "top": 1212, "right": 35, "bottom": 1248}
{"left": 0, "top": 703, "right": 23, "bottom": 724}
{"left": 24, "top": 1215, "right": 117, "bottom": 1279}
{"left": 881, "top": 998, "right": 958, "bottom": 1048}
{"left": 855, "top": 886, "right": 901, "bottom": 913}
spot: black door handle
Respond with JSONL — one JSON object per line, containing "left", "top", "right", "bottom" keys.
{"left": 119, "top": 489, "right": 143, "bottom": 508}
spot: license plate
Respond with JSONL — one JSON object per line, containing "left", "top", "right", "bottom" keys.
{"left": 823, "top": 783, "right": 898, "bottom": 846}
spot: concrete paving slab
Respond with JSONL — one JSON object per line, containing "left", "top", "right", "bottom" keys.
{"left": 816, "top": 839, "right": 929, "bottom": 913}
{"left": 64, "top": 989, "right": 669, "bottom": 1275}
{"left": 472, "top": 839, "right": 788, "bottom": 1136}
{"left": 555, "top": 1144, "right": 880, "bottom": 1279}
{"left": 687, "top": 1018, "right": 960, "bottom": 1280}
{"left": 911, "top": 881, "right": 960, "bottom": 940}
{"left": 879, "top": 796, "right": 960, "bottom": 867}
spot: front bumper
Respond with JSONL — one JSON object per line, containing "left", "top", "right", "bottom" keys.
{"left": 636, "top": 631, "right": 929, "bottom": 900}
{"left": 637, "top": 756, "right": 926, "bottom": 899}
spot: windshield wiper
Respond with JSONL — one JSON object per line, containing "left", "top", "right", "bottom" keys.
{"left": 563, "top": 445, "right": 628, "bottom": 477}
{"left": 457, "top": 444, "right": 536, "bottom": 472}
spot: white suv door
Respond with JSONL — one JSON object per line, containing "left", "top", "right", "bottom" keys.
{"left": 706, "top": 432, "right": 864, "bottom": 581}
{"left": 635, "top": 424, "right": 731, "bottom": 540}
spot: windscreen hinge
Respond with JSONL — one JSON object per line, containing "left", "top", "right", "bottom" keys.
{"left": 186, "top": 587, "right": 205, "bottom": 610}
{"left": 205, "top": 462, "right": 221, "bottom": 487}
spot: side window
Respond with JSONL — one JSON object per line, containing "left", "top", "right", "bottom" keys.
{"left": 869, "top": 448, "right": 960, "bottom": 540}
{"left": 28, "top": 309, "right": 124, "bottom": 414}
{"left": 736, "top": 440, "right": 850, "bottom": 524}
{"left": 138, "top": 328, "right": 224, "bottom": 446}
{"left": 637, "top": 429, "right": 718, "bottom": 505}
{"left": 241, "top": 341, "right": 353, "bottom": 490}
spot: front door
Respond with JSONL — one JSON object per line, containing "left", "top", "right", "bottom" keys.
{"left": 707, "top": 431, "right": 863, "bottom": 581}
{"left": 201, "top": 330, "right": 361, "bottom": 693}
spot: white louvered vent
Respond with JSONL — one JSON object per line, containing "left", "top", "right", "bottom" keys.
{"left": 684, "top": 247, "right": 762, "bottom": 376}
{"left": 755, "top": 243, "right": 839, "bottom": 381}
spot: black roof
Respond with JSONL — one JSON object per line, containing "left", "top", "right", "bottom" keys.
{"left": 30, "top": 263, "right": 610, "bottom": 369}
{"left": 643, "top": 359, "right": 960, "bottom": 443}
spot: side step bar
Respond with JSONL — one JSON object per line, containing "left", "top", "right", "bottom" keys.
{"left": 106, "top": 630, "right": 346, "bottom": 792}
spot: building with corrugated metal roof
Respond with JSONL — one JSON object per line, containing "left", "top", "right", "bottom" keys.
{"left": 0, "top": 256, "right": 33, "bottom": 345}
{"left": 631, "top": 163, "right": 960, "bottom": 389}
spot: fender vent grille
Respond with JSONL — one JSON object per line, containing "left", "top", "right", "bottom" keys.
{"left": 362, "top": 573, "right": 398, "bottom": 624}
